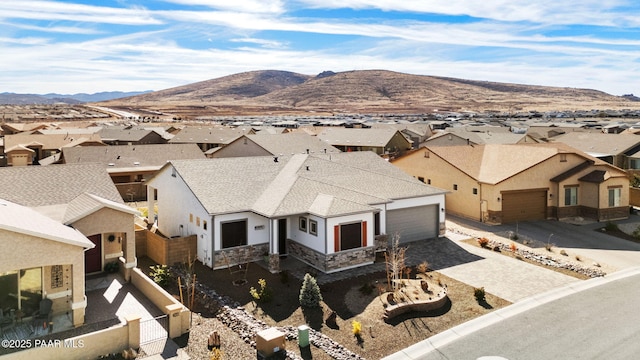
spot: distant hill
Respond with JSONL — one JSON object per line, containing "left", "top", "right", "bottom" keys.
{"left": 0, "top": 91, "right": 152, "bottom": 105}
{"left": 98, "top": 70, "right": 640, "bottom": 116}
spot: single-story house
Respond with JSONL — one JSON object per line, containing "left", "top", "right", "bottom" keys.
{"left": 60, "top": 143, "right": 206, "bottom": 201}
{"left": 391, "top": 143, "right": 629, "bottom": 224}
{"left": 209, "top": 133, "right": 341, "bottom": 158}
{"left": 552, "top": 132, "right": 640, "bottom": 170}
{"left": 0, "top": 199, "right": 94, "bottom": 327}
{"left": 146, "top": 152, "right": 446, "bottom": 273}
{"left": 98, "top": 127, "right": 167, "bottom": 145}
{"left": 424, "top": 127, "right": 539, "bottom": 147}
{"left": 168, "top": 126, "right": 253, "bottom": 152}
{"left": 316, "top": 128, "right": 412, "bottom": 158}
{"left": 0, "top": 163, "right": 138, "bottom": 279}
{"left": 2, "top": 133, "right": 105, "bottom": 166}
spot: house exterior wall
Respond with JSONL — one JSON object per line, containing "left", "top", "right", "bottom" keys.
{"left": 386, "top": 132, "right": 413, "bottom": 154}
{"left": 288, "top": 214, "right": 326, "bottom": 253}
{"left": 392, "top": 150, "right": 479, "bottom": 220}
{"left": 70, "top": 207, "right": 136, "bottom": 271}
{"left": 0, "top": 231, "right": 87, "bottom": 327}
{"left": 149, "top": 166, "right": 211, "bottom": 265}
{"left": 7, "top": 149, "right": 33, "bottom": 166}
{"left": 213, "top": 211, "right": 270, "bottom": 249}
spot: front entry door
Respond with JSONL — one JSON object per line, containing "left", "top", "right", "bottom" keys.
{"left": 85, "top": 234, "right": 102, "bottom": 273}
{"left": 278, "top": 219, "right": 287, "bottom": 255}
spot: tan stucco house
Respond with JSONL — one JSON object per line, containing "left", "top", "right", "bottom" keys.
{"left": 0, "top": 199, "right": 94, "bottom": 327}
{"left": 392, "top": 143, "right": 630, "bottom": 224}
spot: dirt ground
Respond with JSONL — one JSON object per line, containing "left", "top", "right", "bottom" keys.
{"left": 146, "top": 259, "right": 511, "bottom": 360}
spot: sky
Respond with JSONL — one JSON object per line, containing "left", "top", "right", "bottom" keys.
{"left": 1, "top": 0, "right": 640, "bottom": 96}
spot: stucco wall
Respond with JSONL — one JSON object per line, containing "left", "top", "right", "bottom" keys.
{"left": 0, "top": 230, "right": 86, "bottom": 326}
{"left": 210, "top": 138, "right": 271, "bottom": 158}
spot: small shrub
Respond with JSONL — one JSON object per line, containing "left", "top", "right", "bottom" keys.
{"left": 359, "top": 282, "right": 374, "bottom": 295}
{"left": 633, "top": 225, "right": 640, "bottom": 240}
{"left": 544, "top": 243, "right": 554, "bottom": 252}
{"left": 149, "top": 265, "right": 170, "bottom": 287}
{"left": 509, "top": 242, "right": 518, "bottom": 253}
{"left": 510, "top": 232, "right": 519, "bottom": 241}
{"left": 575, "top": 255, "right": 582, "bottom": 261}
{"left": 104, "top": 261, "right": 119, "bottom": 274}
{"left": 352, "top": 320, "right": 362, "bottom": 337}
{"left": 416, "top": 261, "right": 429, "bottom": 274}
{"left": 250, "top": 278, "right": 272, "bottom": 303}
{"left": 560, "top": 249, "right": 568, "bottom": 256}
{"left": 477, "top": 237, "right": 489, "bottom": 248}
{"left": 299, "top": 273, "right": 323, "bottom": 308}
{"left": 209, "top": 348, "right": 224, "bottom": 360}
{"left": 605, "top": 221, "right": 618, "bottom": 232}
{"left": 474, "top": 287, "right": 486, "bottom": 303}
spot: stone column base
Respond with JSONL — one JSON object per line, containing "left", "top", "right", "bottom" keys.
{"left": 268, "top": 254, "right": 280, "bottom": 273}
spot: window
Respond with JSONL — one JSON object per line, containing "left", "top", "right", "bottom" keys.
{"left": 631, "top": 159, "right": 640, "bottom": 169}
{"left": 0, "top": 267, "right": 42, "bottom": 316}
{"left": 309, "top": 219, "right": 318, "bottom": 236}
{"left": 560, "top": 154, "right": 567, "bottom": 162}
{"left": 453, "top": 184, "right": 458, "bottom": 191}
{"left": 418, "top": 177, "right": 425, "bottom": 183}
{"left": 564, "top": 186, "right": 578, "bottom": 206}
{"left": 472, "top": 188, "right": 478, "bottom": 195}
{"left": 196, "top": 217, "right": 200, "bottom": 226}
{"left": 427, "top": 179, "right": 431, "bottom": 185}
{"left": 221, "top": 220, "right": 247, "bottom": 248}
{"left": 189, "top": 213, "right": 193, "bottom": 223}
{"left": 299, "top": 217, "right": 307, "bottom": 232}
{"left": 608, "top": 187, "right": 621, "bottom": 207}
{"left": 340, "top": 222, "right": 362, "bottom": 251}
{"left": 374, "top": 212, "right": 381, "bottom": 236}
{"left": 51, "top": 265, "right": 63, "bottom": 289}
{"left": 203, "top": 220, "right": 207, "bottom": 231}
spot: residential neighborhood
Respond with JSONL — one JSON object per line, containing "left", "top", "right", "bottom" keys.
{"left": 2, "top": 113, "right": 640, "bottom": 360}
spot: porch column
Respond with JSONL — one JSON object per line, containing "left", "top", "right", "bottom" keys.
{"left": 71, "top": 258, "right": 86, "bottom": 327}
{"left": 268, "top": 219, "right": 280, "bottom": 273}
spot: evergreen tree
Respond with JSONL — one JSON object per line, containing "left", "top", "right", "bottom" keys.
{"left": 299, "top": 273, "right": 323, "bottom": 308}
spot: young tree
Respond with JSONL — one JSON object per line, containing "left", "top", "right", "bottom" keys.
{"left": 299, "top": 273, "right": 323, "bottom": 308}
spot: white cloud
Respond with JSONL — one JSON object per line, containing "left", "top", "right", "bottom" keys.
{"left": 161, "top": 0, "right": 285, "bottom": 14}
{"left": 229, "top": 37, "right": 288, "bottom": 49}
{"left": 0, "top": 1, "right": 161, "bottom": 25}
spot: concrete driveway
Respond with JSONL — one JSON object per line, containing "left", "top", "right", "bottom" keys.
{"left": 448, "top": 214, "right": 640, "bottom": 272}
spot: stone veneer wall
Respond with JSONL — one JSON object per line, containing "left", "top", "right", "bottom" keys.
{"left": 213, "top": 244, "right": 268, "bottom": 269}
{"left": 287, "top": 241, "right": 375, "bottom": 273}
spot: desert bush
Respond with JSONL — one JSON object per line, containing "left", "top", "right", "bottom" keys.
{"left": 149, "top": 265, "right": 170, "bottom": 287}
{"left": 299, "top": 273, "right": 323, "bottom": 308}
{"left": 560, "top": 249, "right": 568, "bottom": 256}
{"left": 477, "top": 237, "right": 489, "bottom": 248}
{"left": 250, "top": 278, "right": 272, "bottom": 303}
{"left": 104, "top": 261, "right": 119, "bottom": 274}
{"left": 633, "top": 225, "right": 640, "bottom": 240}
{"left": 359, "top": 282, "right": 374, "bottom": 295}
{"left": 545, "top": 243, "right": 554, "bottom": 252}
{"left": 352, "top": 320, "right": 362, "bottom": 337}
{"left": 474, "top": 287, "right": 486, "bottom": 303}
{"left": 605, "top": 221, "right": 618, "bottom": 231}
{"left": 509, "top": 242, "right": 518, "bottom": 253}
{"left": 416, "top": 261, "right": 429, "bottom": 274}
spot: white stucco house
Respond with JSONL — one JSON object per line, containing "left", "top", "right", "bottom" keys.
{"left": 146, "top": 151, "right": 446, "bottom": 273}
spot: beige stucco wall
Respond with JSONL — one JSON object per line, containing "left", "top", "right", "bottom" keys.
{"left": 393, "top": 149, "right": 629, "bottom": 222}
{"left": 392, "top": 149, "right": 481, "bottom": 220}
{"left": 0, "top": 230, "right": 86, "bottom": 326}
{"left": 70, "top": 207, "right": 136, "bottom": 267}
{"left": 7, "top": 150, "right": 33, "bottom": 166}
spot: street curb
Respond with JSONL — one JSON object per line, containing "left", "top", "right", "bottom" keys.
{"left": 382, "top": 266, "right": 640, "bottom": 360}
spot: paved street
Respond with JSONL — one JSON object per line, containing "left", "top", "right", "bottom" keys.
{"left": 389, "top": 268, "right": 640, "bottom": 360}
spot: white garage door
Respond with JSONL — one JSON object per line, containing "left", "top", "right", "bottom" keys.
{"left": 386, "top": 205, "right": 438, "bottom": 243}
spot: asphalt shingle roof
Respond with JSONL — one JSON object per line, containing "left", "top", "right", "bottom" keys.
{"left": 62, "top": 143, "right": 205, "bottom": 169}
{"left": 244, "top": 133, "right": 341, "bottom": 155}
{"left": 317, "top": 128, "right": 406, "bottom": 147}
{"left": 162, "top": 151, "right": 444, "bottom": 217}
{"left": 0, "top": 163, "right": 124, "bottom": 208}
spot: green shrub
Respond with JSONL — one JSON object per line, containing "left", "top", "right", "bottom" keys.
{"left": 605, "top": 221, "right": 618, "bottom": 231}
{"left": 299, "top": 273, "right": 323, "bottom": 308}
{"left": 279, "top": 270, "right": 290, "bottom": 284}
{"left": 149, "top": 265, "right": 171, "bottom": 287}
{"left": 474, "top": 287, "right": 486, "bottom": 303}
{"left": 359, "top": 282, "right": 374, "bottom": 295}
{"left": 104, "top": 261, "right": 119, "bottom": 274}
{"left": 249, "top": 278, "right": 272, "bottom": 303}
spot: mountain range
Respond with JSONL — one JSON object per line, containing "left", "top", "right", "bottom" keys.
{"left": 97, "top": 70, "right": 640, "bottom": 116}
{"left": 0, "top": 91, "right": 152, "bottom": 105}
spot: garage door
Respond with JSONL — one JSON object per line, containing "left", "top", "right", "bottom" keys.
{"left": 386, "top": 205, "right": 438, "bottom": 243}
{"left": 501, "top": 190, "right": 547, "bottom": 224}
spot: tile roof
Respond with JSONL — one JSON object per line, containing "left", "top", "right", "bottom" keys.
{"left": 160, "top": 151, "right": 445, "bottom": 217}
{"left": 317, "top": 128, "right": 408, "bottom": 147}
{"left": 0, "top": 163, "right": 124, "bottom": 208}
{"left": 61, "top": 143, "right": 205, "bottom": 169}
{"left": 553, "top": 132, "right": 640, "bottom": 156}
{"left": 0, "top": 198, "right": 94, "bottom": 248}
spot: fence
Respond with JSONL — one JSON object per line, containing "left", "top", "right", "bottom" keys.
{"left": 140, "top": 315, "right": 168, "bottom": 345}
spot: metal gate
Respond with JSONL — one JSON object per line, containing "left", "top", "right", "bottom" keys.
{"left": 140, "top": 315, "right": 168, "bottom": 345}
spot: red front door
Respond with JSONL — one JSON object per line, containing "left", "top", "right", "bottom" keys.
{"left": 85, "top": 234, "right": 102, "bottom": 273}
